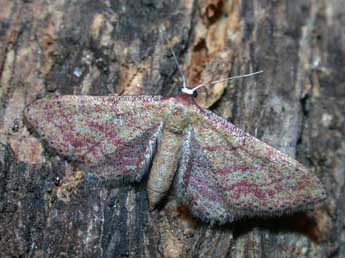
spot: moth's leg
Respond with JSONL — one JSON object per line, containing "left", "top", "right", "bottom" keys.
{"left": 147, "top": 105, "right": 190, "bottom": 208}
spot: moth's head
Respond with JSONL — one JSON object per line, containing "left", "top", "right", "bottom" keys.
{"left": 179, "top": 86, "right": 198, "bottom": 98}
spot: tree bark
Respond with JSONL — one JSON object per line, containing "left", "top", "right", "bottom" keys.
{"left": 0, "top": 0, "right": 343, "bottom": 257}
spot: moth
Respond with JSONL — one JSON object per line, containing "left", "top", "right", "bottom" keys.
{"left": 24, "top": 83, "right": 326, "bottom": 224}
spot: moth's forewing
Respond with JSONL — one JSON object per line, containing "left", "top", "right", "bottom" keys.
{"left": 24, "top": 96, "right": 167, "bottom": 182}
{"left": 172, "top": 97, "right": 326, "bottom": 223}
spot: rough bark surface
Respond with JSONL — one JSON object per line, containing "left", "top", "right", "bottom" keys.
{"left": 0, "top": 0, "right": 343, "bottom": 258}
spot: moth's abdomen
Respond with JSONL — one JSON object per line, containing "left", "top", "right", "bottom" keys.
{"left": 147, "top": 130, "right": 187, "bottom": 207}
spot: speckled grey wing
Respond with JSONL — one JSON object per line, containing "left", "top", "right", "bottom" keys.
{"left": 174, "top": 104, "right": 326, "bottom": 224}
{"left": 24, "top": 95, "right": 167, "bottom": 182}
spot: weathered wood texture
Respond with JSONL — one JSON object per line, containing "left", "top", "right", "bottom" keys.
{"left": 0, "top": 0, "right": 343, "bottom": 257}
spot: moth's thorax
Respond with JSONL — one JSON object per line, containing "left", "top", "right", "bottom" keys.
{"left": 166, "top": 104, "right": 190, "bottom": 134}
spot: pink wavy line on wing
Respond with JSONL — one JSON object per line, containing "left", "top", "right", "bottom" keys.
{"left": 215, "top": 164, "right": 264, "bottom": 175}
{"left": 226, "top": 180, "right": 275, "bottom": 200}
{"left": 87, "top": 120, "right": 125, "bottom": 146}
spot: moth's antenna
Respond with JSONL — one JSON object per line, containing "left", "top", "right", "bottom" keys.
{"left": 159, "top": 26, "right": 188, "bottom": 89}
{"left": 169, "top": 45, "right": 188, "bottom": 89}
{"left": 181, "top": 70, "right": 263, "bottom": 96}
{"left": 158, "top": 27, "right": 263, "bottom": 96}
